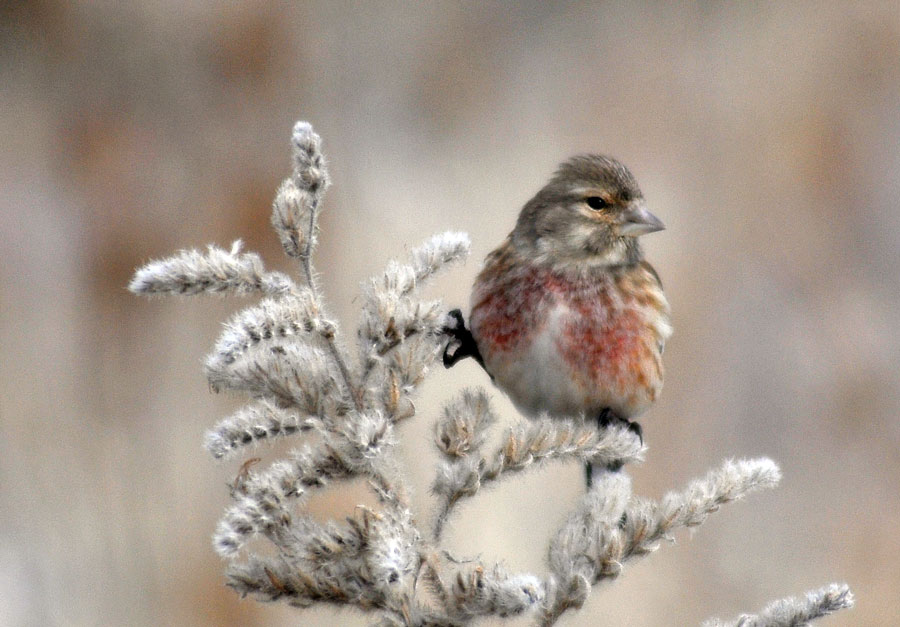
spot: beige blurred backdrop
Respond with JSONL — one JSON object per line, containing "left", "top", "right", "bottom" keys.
{"left": 2, "top": 2, "right": 899, "bottom": 625}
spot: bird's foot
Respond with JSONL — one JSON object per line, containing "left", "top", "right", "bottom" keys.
{"left": 626, "top": 419, "right": 643, "bottom": 444}
{"left": 442, "top": 309, "right": 485, "bottom": 369}
{"left": 586, "top": 409, "right": 643, "bottom": 486}
{"left": 597, "top": 408, "right": 643, "bottom": 445}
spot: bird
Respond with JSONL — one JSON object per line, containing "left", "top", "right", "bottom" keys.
{"left": 443, "top": 155, "right": 671, "bottom": 484}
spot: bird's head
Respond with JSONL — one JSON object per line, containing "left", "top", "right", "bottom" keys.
{"left": 511, "top": 155, "right": 664, "bottom": 270}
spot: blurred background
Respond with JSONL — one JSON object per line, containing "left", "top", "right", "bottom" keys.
{"left": 2, "top": 2, "right": 899, "bottom": 625}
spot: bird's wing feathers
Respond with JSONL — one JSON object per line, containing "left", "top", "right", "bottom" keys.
{"left": 640, "top": 260, "right": 663, "bottom": 290}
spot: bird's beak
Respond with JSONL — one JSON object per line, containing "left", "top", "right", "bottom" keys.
{"left": 618, "top": 202, "right": 665, "bottom": 237}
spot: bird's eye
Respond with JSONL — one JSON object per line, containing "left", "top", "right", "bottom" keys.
{"left": 585, "top": 196, "right": 607, "bottom": 210}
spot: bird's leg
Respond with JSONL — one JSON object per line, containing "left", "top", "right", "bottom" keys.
{"left": 586, "top": 408, "right": 643, "bottom": 487}
{"left": 442, "top": 309, "right": 486, "bottom": 369}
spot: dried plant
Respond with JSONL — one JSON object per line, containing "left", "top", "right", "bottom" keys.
{"left": 703, "top": 584, "right": 855, "bottom": 627}
{"left": 130, "top": 121, "right": 853, "bottom": 626}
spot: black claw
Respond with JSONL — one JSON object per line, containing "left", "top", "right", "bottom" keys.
{"left": 442, "top": 309, "right": 485, "bottom": 369}
{"left": 597, "top": 407, "right": 616, "bottom": 429}
{"left": 444, "top": 309, "right": 465, "bottom": 333}
{"left": 626, "top": 420, "right": 643, "bottom": 445}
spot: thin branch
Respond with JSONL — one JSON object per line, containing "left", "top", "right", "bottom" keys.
{"left": 299, "top": 199, "right": 318, "bottom": 288}
{"left": 283, "top": 121, "right": 362, "bottom": 412}
{"left": 432, "top": 422, "right": 643, "bottom": 541}
{"left": 703, "top": 583, "right": 855, "bottom": 627}
{"left": 541, "top": 458, "right": 782, "bottom": 626}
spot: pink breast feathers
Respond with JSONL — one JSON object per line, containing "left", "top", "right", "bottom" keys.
{"left": 562, "top": 272, "right": 664, "bottom": 416}
{"left": 564, "top": 293, "right": 655, "bottom": 400}
{"left": 470, "top": 265, "right": 553, "bottom": 355}
{"left": 472, "top": 265, "right": 663, "bottom": 419}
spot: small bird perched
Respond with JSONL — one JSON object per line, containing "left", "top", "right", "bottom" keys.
{"left": 444, "top": 155, "right": 671, "bottom": 483}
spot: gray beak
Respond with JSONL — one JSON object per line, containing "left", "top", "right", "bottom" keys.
{"left": 618, "top": 203, "right": 665, "bottom": 237}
